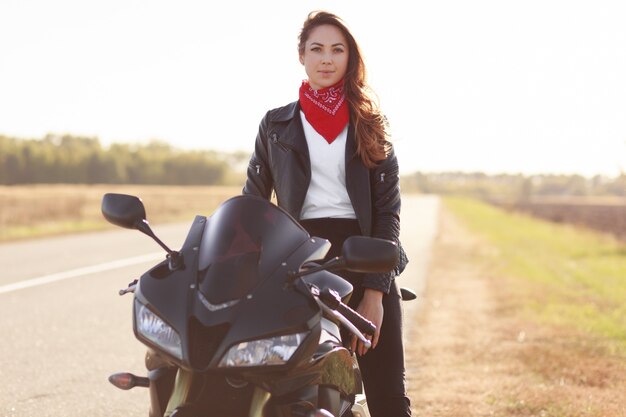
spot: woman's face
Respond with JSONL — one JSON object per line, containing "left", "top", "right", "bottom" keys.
{"left": 300, "top": 24, "right": 349, "bottom": 90}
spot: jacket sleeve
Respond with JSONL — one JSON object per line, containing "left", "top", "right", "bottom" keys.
{"left": 362, "top": 145, "right": 409, "bottom": 294}
{"left": 242, "top": 111, "right": 273, "bottom": 199}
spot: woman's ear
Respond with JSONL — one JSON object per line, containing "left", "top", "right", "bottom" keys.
{"left": 299, "top": 55, "right": 304, "bottom": 65}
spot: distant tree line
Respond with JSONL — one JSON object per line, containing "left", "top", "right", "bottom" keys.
{"left": 0, "top": 134, "right": 248, "bottom": 185}
{"left": 402, "top": 171, "right": 626, "bottom": 201}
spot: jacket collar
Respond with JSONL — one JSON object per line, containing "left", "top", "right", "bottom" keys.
{"left": 270, "top": 100, "right": 357, "bottom": 161}
{"left": 270, "top": 100, "right": 300, "bottom": 123}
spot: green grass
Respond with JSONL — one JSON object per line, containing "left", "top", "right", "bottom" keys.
{"left": 444, "top": 196, "right": 626, "bottom": 354}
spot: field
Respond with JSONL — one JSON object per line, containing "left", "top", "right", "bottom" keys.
{"left": 0, "top": 184, "right": 242, "bottom": 241}
{"left": 495, "top": 196, "right": 626, "bottom": 241}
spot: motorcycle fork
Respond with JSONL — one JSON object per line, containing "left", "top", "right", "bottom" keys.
{"left": 164, "top": 369, "right": 194, "bottom": 416}
{"left": 249, "top": 386, "right": 271, "bottom": 417}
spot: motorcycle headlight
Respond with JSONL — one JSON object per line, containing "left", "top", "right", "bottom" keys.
{"left": 219, "top": 332, "right": 308, "bottom": 368}
{"left": 135, "top": 300, "right": 183, "bottom": 360}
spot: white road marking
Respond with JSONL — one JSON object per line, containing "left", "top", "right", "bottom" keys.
{"left": 0, "top": 252, "right": 164, "bottom": 294}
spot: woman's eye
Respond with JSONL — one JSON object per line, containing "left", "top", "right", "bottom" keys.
{"left": 334, "top": 48, "right": 344, "bottom": 53}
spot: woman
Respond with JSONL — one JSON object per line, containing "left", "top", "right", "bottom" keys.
{"left": 243, "top": 11, "right": 411, "bottom": 417}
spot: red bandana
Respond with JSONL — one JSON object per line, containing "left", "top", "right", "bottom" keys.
{"left": 299, "top": 80, "right": 349, "bottom": 144}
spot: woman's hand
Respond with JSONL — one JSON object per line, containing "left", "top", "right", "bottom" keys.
{"left": 351, "top": 288, "right": 384, "bottom": 356}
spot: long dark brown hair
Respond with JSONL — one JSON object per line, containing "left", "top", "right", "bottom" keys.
{"left": 298, "top": 11, "right": 390, "bottom": 168}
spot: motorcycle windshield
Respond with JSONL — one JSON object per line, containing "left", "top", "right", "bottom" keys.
{"left": 197, "top": 196, "right": 311, "bottom": 305}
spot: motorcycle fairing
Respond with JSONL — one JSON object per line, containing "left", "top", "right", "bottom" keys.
{"left": 197, "top": 196, "right": 313, "bottom": 305}
{"left": 133, "top": 195, "right": 340, "bottom": 373}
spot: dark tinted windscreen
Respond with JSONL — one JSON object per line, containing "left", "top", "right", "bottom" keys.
{"left": 198, "top": 196, "right": 309, "bottom": 304}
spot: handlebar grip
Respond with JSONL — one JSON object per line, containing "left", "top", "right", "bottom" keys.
{"left": 337, "top": 302, "right": 376, "bottom": 336}
{"left": 319, "top": 288, "right": 376, "bottom": 336}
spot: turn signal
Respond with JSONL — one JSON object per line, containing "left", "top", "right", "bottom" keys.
{"left": 108, "top": 372, "right": 150, "bottom": 390}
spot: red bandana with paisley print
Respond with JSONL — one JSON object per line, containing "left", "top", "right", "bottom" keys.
{"left": 299, "top": 79, "right": 349, "bottom": 144}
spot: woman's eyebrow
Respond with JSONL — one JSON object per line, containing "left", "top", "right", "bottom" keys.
{"left": 309, "top": 41, "right": 345, "bottom": 47}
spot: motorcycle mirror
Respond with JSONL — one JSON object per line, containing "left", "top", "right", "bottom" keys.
{"left": 101, "top": 193, "right": 147, "bottom": 230}
{"left": 340, "top": 236, "right": 399, "bottom": 273}
{"left": 101, "top": 193, "right": 181, "bottom": 268}
{"left": 288, "top": 236, "right": 399, "bottom": 280}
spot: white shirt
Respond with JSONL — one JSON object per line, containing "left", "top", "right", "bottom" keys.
{"left": 299, "top": 111, "right": 357, "bottom": 220}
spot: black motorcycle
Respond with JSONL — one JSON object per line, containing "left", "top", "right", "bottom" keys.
{"left": 102, "top": 193, "right": 412, "bottom": 417}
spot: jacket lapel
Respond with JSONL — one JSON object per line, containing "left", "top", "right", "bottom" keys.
{"left": 345, "top": 125, "right": 372, "bottom": 237}
{"left": 270, "top": 101, "right": 310, "bottom": 159}
{"left": 269, "top": 101, "right": 311, "bottom": 218}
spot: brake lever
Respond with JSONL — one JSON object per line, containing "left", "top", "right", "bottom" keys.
{"left": 316, "top": 299, "right": 372, "bottom": 349}
{"left": 309, "top": 285, "right": 372, "bottom": 349}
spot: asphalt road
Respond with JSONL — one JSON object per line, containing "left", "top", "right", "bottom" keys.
{"left": 0, "top": 194, "right": 439, "bottom": 417}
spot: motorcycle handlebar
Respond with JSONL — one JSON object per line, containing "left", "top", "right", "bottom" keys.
{"left": 319, "top": 288, "right": 376, "bottom": 337}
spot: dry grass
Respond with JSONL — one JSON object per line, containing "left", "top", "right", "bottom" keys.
{"left": 0, "top": 184, "right": 242, "bottom": 241}
{"left": 407, "top": 206, "right": 626, "bottom": 416}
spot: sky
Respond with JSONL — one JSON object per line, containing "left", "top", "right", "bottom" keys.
{"left": 1, "top": 0, "right": 625, "bottom": 176}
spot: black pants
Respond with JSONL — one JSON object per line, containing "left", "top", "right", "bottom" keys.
{"left": 300, "top": 218, "right": 412, "bottom": 417}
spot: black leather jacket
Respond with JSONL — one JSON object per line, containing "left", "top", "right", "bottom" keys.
{"left": 243, "top": 101, "right": 407, "bottom": 293}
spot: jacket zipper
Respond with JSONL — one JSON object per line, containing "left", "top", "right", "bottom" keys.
{"left": 248, "top": 159, "right": 262, "bottom": 176}
{"left": 377, "top": 163, "right": 399, "bottom": 184}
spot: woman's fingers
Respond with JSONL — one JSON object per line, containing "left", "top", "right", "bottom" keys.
{"left": 361, "top": 335, "right": 371, "bottom": 356}
{"left": 352, "top": 334, "right": 370, "bottom": 356}
{"left": 351, "top": 334, "right": 358, "bottom": 353}
{"left": 355, "top": 289, "right": 384, "bottom": 355}
{"left": 372, "top": 325, "right": 381, "bottom": 349}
